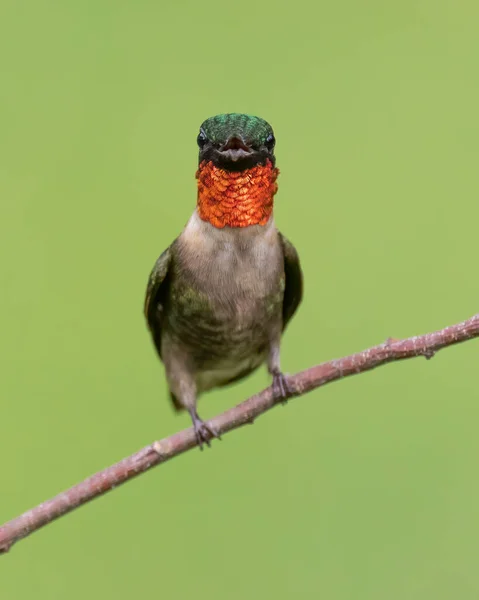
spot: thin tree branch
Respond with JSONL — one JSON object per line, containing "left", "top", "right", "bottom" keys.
{"left": 1, "top": 313, "right": 478, "bottom": 555}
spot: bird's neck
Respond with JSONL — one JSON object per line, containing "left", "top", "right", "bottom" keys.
{"left": 196, "top": 159, "right": 279, "bottom": 228}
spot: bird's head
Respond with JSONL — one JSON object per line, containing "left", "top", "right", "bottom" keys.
{"left": 195, "top": 113, "right": 279, "bottom": 228}
{"left": 197, "top": 113, "right": 276, "bottom": 172}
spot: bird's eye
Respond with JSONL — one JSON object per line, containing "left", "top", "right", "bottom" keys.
{"left": 265, "top": 133, "right": 275, "bottom": 150}
{"left": 197, "top": 130, "right": 208, "bottom": 148}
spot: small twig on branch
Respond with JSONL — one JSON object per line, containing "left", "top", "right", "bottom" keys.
{"left": 1, "top": 313, "right": 478, "bottom": 555}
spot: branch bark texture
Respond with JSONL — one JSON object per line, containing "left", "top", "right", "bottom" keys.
{"left": 1, "top": 313, "right": 478, "bottom": 555}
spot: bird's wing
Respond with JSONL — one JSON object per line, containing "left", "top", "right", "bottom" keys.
{"left": 144, "top": 246, "right": 172, "bottom": 359}
{"left": 279, "top": 233, "right": 303, "bottom": 331}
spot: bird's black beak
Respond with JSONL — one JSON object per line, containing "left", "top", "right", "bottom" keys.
{"left": 218, "top": 135, "right": 253, "bottom": 161}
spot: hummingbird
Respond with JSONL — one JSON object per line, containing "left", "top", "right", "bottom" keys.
{"left": 144, "top": 113, "right": 303, "bottom": 448}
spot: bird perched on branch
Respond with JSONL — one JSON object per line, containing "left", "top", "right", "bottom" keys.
{"left": 144, "top": 113, "right": 303, "bottom": 448}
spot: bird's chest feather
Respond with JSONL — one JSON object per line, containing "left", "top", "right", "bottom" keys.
{"left": 166, "top": 213, "right": 284, "bottom": 357}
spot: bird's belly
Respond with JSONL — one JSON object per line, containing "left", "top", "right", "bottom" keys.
{"left": 173, "top": 306, "right": 272, "bottom": 362}
{"left": 165, "top": 287, "right": 279, "bottom": 380}
{"left": 195, "top": 353, "right": 265, "bottom": 393}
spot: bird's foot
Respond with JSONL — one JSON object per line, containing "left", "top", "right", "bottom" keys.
{"left": 272, "top": 371, "right": 292, "bottom": 405}
{"left": 190, "top": 410, "right": 221, "bottom": 450}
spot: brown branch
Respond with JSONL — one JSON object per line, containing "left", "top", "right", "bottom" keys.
{"left": 1, "top": 313, "right": 478, "bottom": 555}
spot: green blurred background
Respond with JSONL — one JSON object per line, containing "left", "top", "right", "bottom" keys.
{"left": 1, "top": 0, "right": 478, "bottom": 598}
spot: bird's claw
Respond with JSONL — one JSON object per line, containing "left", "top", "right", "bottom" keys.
{"left": 272, "top": 371, "right": 292, "bottom": 405}
{"left": 191, "top": 412, "right": 221, "bottom": 450}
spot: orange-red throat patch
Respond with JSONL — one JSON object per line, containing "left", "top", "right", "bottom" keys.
{"left": 196, "top": 159, "right": 279, "bottom": 228}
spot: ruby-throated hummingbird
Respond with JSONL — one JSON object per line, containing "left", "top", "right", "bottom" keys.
{"left": 144, "top": 113, "right": 303, "bottom": 448}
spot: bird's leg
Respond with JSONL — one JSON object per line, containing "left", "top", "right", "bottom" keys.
{"left": 164, "top": 349, "right": 220, "bottom": 450}
{"left": 267, "top": 334, "right": 292, "bottom": 404}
